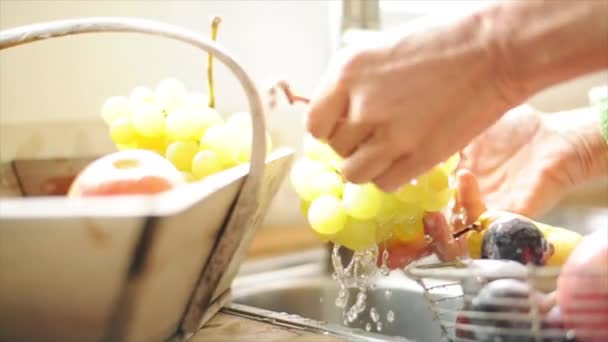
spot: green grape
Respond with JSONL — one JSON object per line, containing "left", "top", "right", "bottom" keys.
{"left": 165, "top": 140, "right": 199, "bottom": 171}
{"left": 424, "top": 166, "right": 449, "bottom": 192}
{"left": 132, "top": 102, "right": 165, "bottom": 137}
{"left": 376, "top": 193, "right": 402, "bottom": 225}
{"left": 109, "top": 117, "right": 138, "bottom": 146}
{"left": 129, "top": 86, "right": 155, "bottom": 105}
{"left": 416, "top": 165, "right": 454, "bottom": 212}
{"left": 312, "top": 171, "right": 344, "bottom": 199}
{"left": 192, "top": 150, "right": 224, "bottom": 179}
{"left": 376, "top": 222, "right": 393, "bottom": 244}
{"left": 166, "top": 107, "right": 222, "bottom": 141}
{"left": 393, "top": 211, "right": 424, "bottom": 242}
{"left": 289, "top": 158, "right": 332, "bottom": 202}
{"left": 155, "top": 78, "right": 187, "bottom": 112}
{"left": 392, "top": 203, "right": 425, "bottom": 242}
{"left": 420, "top": 187, "right": 455, "bottom": 212}
{"left": 135, "top": 134, "right": 167, "bottom": 155}
{"left": 442, "top": 153, "right": 460, "bottom": 174}
{"left": 226, "top": 111, "right": 251, "bottom": 127}
{"left": 302, "top": 134, "right": 343, "bottom": 170}
{"left": 342, "top": 183, "right": 382, "bottom": 220}
{"left": 334, "top": 218, "right": 378, "bottom": 252}
{"left": 101, "top": 96, "right": 133, "bottom": 125}
{"left": 200, "top": 124, "right": 241, "bottom": 167}
{"left": 183, "top": 92, "right": 210, "bottom": 110}
{"left": 395, "top": 180, "right": 425, "bottom": 204}
{"left": 307, "top": 194, "right": 347, "bottom": 235}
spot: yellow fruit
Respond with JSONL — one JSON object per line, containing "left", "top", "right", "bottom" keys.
{"left": 465, "top": 210, "right": 583, "bottom": 266}
{"left": 543, "top": 227, "right": 583, "bottom": 266}
{"left": 333, "top": 218, "right": 378, "bottom": 252}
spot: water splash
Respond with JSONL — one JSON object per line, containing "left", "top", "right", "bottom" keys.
{"left": 380, "top": 248, "right": 390, "bottom": 276}
{"left": 450, "top": 206, "right": 468, "bottom": 227}
{"left": 387, "top": 310, "right": 395, "bottom": 323}
{"left": 370, "top": 307, "right": 380, "bottom": 323}
{"left": 331, "top": 244, "right": 380, "bottom": 324}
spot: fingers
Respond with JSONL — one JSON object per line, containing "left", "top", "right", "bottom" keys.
{"left": 340, "top": 135, "right": 397, "bottom": 184}
{"left": 379, "top": 238, "right": 432, "bottom": 270}
{"left": 328, "top": 120, "right": 374, "bottom": 157}
{"left": 454, "top": 169, "right": 487, "bottom": 224}
{"left": 305, "top": 73, "right": 349, "bottom": 141}
{"left": 372, "top": 153, "right": 424, "bottom": 192}
{"left": 424, "top": 212, "right": 467, "bottom": 261}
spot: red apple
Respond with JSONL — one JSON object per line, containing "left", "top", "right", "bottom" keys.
{"left": 68, "top": 149, "right": 184, "bottom": 197}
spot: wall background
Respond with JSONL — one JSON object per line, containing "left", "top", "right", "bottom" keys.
{"left": 1, "top": 0, "right": 606, "bottom": 229}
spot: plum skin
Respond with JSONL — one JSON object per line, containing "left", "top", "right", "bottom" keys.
{"left": 481, "top": 217, "right": 550, "bottom": 266}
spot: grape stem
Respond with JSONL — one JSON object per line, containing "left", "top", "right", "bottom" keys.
{"left": 452, "top": 223, "right": 482, "bottom": 239}
{"left": 207, "top": 16, "right": 222, "bottom": 109}
{"left": 267, "top": 79, "right": 310, "bottom": 110}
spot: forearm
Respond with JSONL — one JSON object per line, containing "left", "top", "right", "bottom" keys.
{"left": 485, "top": 0, "right": 608, "bottom": 102}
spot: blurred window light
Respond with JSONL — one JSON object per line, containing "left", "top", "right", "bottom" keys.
{"left": 380, "top": 0, "right": 503, "bottom": 16}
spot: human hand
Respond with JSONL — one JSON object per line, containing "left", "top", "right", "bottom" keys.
{"left": 460, "top": 104, "right": 607, "bottom": 218}
{"left": 305, "top": 10, "right": 518, "bottom": 192}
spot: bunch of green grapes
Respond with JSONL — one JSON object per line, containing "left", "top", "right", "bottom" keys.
{"left": 291, "top": 134, "right": 459, "bottom": 252}
{"left": 100, "top": 78, "right": 272, "bottom": 182}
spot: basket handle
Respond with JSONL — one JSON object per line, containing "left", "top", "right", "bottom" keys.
{"left": 0, "top": 17, "right": 266, "bottom": 185}
{"left": 0, "top": 16, "right": 267, "bottom": 339}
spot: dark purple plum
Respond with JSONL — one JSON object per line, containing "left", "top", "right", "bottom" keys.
{"left": 481, "top": 217, "right": 550, "bottom": 265}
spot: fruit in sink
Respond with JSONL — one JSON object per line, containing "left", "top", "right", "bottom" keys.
{"left": 465, "top": 210, "right": 582, "bottom": 266}
{"left": 290, "top": 133, "right": 460, "bottom": 253}
{"left": 557, "top": 229, "right": 608, "bottom": 342}
{"left": 481, "top": 216, "right": 550, "bottom": 266}
{"left": 457, "top": 278, "right": 566, "bottom": 342}
{"left": 99, "top": 17, "right": 273, "bottom": 183}
{"left": 68, "top": 149, "right": 184, "bottom": 197}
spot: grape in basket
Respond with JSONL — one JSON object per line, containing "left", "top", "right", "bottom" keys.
{"left": 99, "top": 18, "right": 273, "bottom": 184}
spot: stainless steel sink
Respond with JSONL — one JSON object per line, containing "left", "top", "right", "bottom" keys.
{"left": 226, "top": 206, "right": 607, "bottom": 342}
{"left": 227, "top": 249, "right": 453, "bottom": 342}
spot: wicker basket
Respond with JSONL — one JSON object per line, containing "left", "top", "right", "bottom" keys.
{"left": 0, "top": 17, "right": 294, "bottom": 342}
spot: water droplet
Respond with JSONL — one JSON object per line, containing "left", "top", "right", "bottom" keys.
{"left": 410, "top": 178, "right": 418, "bottom": 185}
{"left": 319, "top": 297, "right": 324, "bottom": 303}
{"left": 387, "top": 310, "right": 395, "bottom": 323}
{"left": 384, "top": 290, "right": 392, "bottom": 299}
{"left": 370, "top": 307, "right": 379, "bottom": 322}
{"left": 425, "top": 234, "right": 433, "bottom": 243}
{"left": 365, "top": 322, "right": 372, "bottom": 331}
{"left": 376, "top": 321, "right": 383, "bottom": 332}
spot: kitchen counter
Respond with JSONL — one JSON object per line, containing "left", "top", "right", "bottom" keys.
{"left": 192, "top": 312, "right": 346, "bottom": 342}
